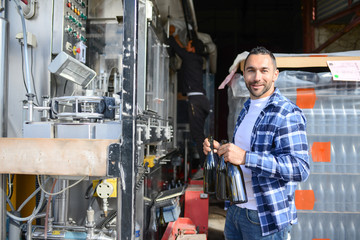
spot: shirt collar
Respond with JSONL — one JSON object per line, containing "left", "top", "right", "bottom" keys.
{"left": 244, "top": 88, "right": 281, "bottom": 111}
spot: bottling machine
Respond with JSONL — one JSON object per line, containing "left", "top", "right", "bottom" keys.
{"left": 0, "top": 0, "right": 197, "bottom": 239}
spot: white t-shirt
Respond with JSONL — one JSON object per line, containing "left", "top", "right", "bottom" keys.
{"left": 234, "top": 96, "right": 270, "bottom": 210}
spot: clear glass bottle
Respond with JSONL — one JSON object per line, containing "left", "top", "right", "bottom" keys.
{"left": 216, "top": 140, "right": 229, "bottom": 200}
{"left": 203, "top": 136, "right": 217, "bottom": 194}
{"left": 226, "top": 159, "right": 247, "bottom": 203}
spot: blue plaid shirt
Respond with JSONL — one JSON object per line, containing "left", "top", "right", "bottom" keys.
{"left": 232, "top": 88, "right": 310, "bottom": 236}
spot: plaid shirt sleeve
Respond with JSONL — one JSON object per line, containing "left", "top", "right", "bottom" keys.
{"left": 245, "top": 105, "right": 310, "bottom": 182}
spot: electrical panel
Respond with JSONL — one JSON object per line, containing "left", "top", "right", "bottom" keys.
{"left": 52, "top": 0, "right": 88, "bottom": 63}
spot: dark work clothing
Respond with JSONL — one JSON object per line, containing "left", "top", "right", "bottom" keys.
{"left": 168, "top": 36, "right": 206, "bottom": 95}
{"left": 188, "top": 95, "right": 210, "bottom": 166}
{"left": 169, "top": 36, "right": 210, "bottom": 167}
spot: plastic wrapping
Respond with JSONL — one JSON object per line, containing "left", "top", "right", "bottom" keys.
{"left": 227, "top": 70, "right": 360, "bottom": 239}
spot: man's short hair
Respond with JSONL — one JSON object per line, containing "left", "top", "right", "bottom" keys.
{"left": 244, "top": 46, "right": 277, "bottom": 70}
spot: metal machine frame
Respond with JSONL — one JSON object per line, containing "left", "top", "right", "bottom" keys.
{"left": 0, "top": 0, "right": 177, "bottom": 239}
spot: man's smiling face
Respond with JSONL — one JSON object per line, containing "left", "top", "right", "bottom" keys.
{"left": 243, "top": 54, "right": 279, "bottom": 99}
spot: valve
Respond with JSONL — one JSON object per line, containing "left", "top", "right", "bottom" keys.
{"left": 96, "top": 180, "right": 114, "bottom": 217}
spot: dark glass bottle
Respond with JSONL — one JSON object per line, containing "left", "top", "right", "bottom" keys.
{"left": 203, "top": 136, "right": 217, "bottom": 194}
{"left": 216, "top": 140, "right": 229, "bottom": 200}
{"left": 226, "top": 159, "right": 247, "bottom": 204}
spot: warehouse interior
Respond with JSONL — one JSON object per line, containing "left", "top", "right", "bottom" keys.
{"left": 0, "top": 0, "right": 359, "bottom": 239}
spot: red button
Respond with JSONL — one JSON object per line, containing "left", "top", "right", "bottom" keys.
{"left": 67, "top": 2, "right": 71, "bottom": 7}
{"left": 76, "top": 48, "right": 81, "bottom": 53}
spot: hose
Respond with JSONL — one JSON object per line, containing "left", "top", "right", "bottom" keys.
{"left": 96, "top": 210, "right": 117, "bottom": 229}
{"left": 17, "top": 177, "right": 50, "bottom": 212}
{"left": 6, "top": 186, "right": 45, "bottom": 222}
{"left": 37, "top": 175, "right": 87, "bottom": 196}
{"left": 6, "top": 196, "right": 15, "bottom": 212}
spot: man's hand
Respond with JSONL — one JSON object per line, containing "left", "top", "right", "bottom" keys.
{"left": 203, "top": 138, "right": 220, "bottom": 155}
{"left": 218, "top": 143, "right": 246, "bottom": 165}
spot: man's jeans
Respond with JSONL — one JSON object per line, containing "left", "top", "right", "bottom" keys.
{"left": 224, "top": 205, "right": 292, "bottom": 240}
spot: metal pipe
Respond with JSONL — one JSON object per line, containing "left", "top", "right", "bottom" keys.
{"left": 0, "top": 2, "right": 8, "bottom": 237}
{"left": 0, "top": 6, "right": 8, "bottom": 136}
{"left": 53, "top": 179, "right": 69, "bottom": 225}
{"left": 0, "top": 175, "right": 6, "bottom": 240}
{"left": 27, "top": 213, "right": 47, "bottom": 240}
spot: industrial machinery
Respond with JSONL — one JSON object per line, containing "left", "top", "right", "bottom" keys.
{"left": 0, "top": 0, "right": 187, "bottom": 239}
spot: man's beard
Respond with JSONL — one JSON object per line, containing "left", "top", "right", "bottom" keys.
{"left": 245, "top": 82, "right": 272, "bottom": 98}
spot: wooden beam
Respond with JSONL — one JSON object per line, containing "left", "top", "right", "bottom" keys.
{"left": 0, "top": 138, "right": 117, "bottom": 176}
{"left": 240, "top": 55, "right": 360, "bottom": 71}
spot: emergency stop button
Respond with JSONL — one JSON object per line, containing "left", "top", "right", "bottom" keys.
{"left": 72, "top": 46, "right": 81, "bottom": 56}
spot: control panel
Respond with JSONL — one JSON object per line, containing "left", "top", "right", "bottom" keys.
{"left": 52, "top": 0, "right": 88, "bottom": 63}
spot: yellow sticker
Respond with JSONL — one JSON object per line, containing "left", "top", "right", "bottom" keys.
{"left": 52, "top": 230, "right": 61, "bottom": 235}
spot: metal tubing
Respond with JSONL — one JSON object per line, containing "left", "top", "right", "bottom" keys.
{"left": 120, "top": 0, "right": 138, "bottom": 238}
{"left": 26, "top": 213, "right": 46, "bottom": 240}
{"left": 0, "top": 5, "right": 8, "bottom": 238}
{"left": 53, "top": 179, "right": 69, "bottom": 225}
{"left": 0, "top": 175, "right": 6, "bottom": 240}
{"left": 0, "top": 16, "right": 8, "bottom": 136}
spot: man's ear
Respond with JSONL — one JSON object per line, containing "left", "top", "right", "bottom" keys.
{"left": 273, "top": 69, "right": 279, "bottom": 82}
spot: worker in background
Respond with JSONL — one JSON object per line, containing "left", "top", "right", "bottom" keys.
{"left": 203, "top": 47, "right": 310, "bottom": 239}
{"left": 168, "top": 25, "right": 210, "bottom": 179}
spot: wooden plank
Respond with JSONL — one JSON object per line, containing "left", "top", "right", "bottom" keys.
{"left": 240, "top": 56, "right": 360, "bottom": 71}
{"left": 0, "top": 138, "right": 118, "bottom": 176}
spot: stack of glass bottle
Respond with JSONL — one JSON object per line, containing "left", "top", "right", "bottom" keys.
{"left": 228, "top": 70, "right": 360, "bottom": 239}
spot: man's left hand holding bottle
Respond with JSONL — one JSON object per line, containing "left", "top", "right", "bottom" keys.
{"left": 203, "top": 138, "right": 246, "bottom": 165}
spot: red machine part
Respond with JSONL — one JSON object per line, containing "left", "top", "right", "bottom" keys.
{"left": 161, "top": 217, "right": 196, "bottom": 240}
{"left": 161, "top": 181, "right": 209, "bottom": 239}
{"left": 184, "top": 180, "right": 209, "bottom": 235}
{"left": 161, "top": 217, "right": 206, "bottom": 240}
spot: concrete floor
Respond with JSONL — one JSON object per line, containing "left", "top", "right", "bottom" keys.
{"left": 207, "top": 198, "right": 226, "bottom": 240}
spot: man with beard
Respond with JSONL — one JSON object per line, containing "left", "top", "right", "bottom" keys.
{"left": 203, "top": 47, "right": 310, "bottom": 239}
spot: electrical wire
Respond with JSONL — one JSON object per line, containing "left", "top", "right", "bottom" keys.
{"left": 97, "top": 210, "right": 117, "bottom": 229}
{"left": 86, "top": 180, "right": 102, "bottom": 209}
{"left": 63, "top": 80, "right": 68, "bottom": 94}
{"left": 37, "top": 175, "right": 87, "bottom": 196}
{"left": 7, "top": 174, "right": 13, "bottom": 199}
{"left": 20, "top": 43, "right": 40, "bottom": 106}
{"left": 20, "top": 43, "right": 29, "bottom": 94}
{"left": 13, "top": 0, "right": 33, "bottom": 95}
